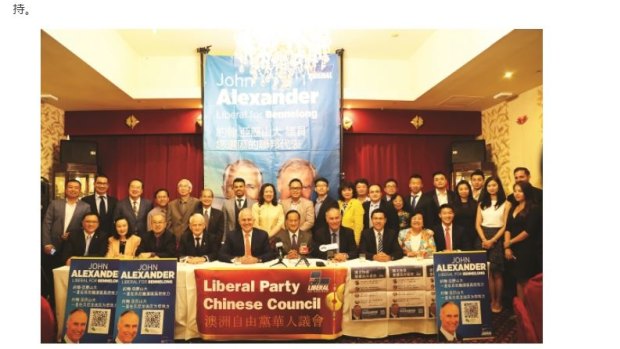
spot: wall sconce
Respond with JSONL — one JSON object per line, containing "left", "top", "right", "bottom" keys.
{"left": 342, "top": 115, "right": 353, "bottom": 130}
{"left": 196, "top": 114, "right": 203, "bottom": 127}
{"left": 125, "top": 114, "right": 140, "bottom": 130}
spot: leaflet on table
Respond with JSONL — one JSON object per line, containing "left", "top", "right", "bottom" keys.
{"left": 350, "top": 291, "right": 387, "bottom": 320}
{"left": 433, "top": 251, "right": 493, "bottom": 341}
{"left": 386, "top": 290, "right": 427, "bottom": 319}
{"left": 63, "top": 258, "right": 119, "bottom": 343}
{"left": 347, "top": 266, "right": 387, "bottom": 293}
{"left": 388, "top": 265, "right": 425, "bottom": 290}
{"left": 112, "top": 259, "right": 177, "bottom": 343}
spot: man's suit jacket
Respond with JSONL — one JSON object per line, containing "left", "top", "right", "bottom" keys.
{"left": 281, "top": 197, "right": 315, "bottom": 231}
{"left": 167, "top": 197, "right": 200, "bottom": 241}
{"left": 274, "top": 229, "right": 314, "bottom": 255}
{"left": 178, "top": 230, "right": 220, "bottom": 261}
{"left": 403, "top": 192, "right": 427, "bottom": 217}
{"left": 113, "top": 197, "right": 152, "bottom": 237}
{"left": 438, "top": 329, "right": 461, "bottom": 343}
{"left": 425, "top": 190, "right": 457, "bottom": 228}
{"left": 81, "top": 194, "right": 117, "bottom": 235}
{"left": 432, "top": 223, "right": 470, "bottom": 251}
{"left": 362, "top": 200, "right": 400, "bottom": 232}
{"left": 42, "top": 199, "right": 91, "bottom": 249}
{"left": 218, "top": 228, "right": 274, "bottom": 262}
{"left": 313, "top": 196, "right": 339, "bottom": 234}
{"left": 194, "top": 205, "right": 225, "bottom": 244}
{"left": 222, "top": 197, "right": 257, "bottom": 237}
{"left": 138, "top": 229, "right": 177, "bottom": 258}
{"left": 359, "top": 228, "right": 404, "bottom": 261}
{"left": 61, "top": 229, "right": 108, "bottom": 264}
{"left": 312, "top": 226, "right": 359, "bottom": 260}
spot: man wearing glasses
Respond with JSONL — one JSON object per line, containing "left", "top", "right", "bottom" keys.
{"left": 280, "top": 178, "right": 315, "bottom": 231}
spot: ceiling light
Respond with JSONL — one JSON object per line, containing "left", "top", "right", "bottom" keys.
{"left": 503, "top": 71, "right": 514, "bottom": 79}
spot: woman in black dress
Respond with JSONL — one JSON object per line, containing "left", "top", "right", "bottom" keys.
{"left": 503, "top": 181, "right": 542, "bottom": 301}
{"left": 453, "top": 180, "right": 477, "bottom": 250}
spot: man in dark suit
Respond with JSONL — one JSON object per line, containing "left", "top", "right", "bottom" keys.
{"left": 424, "top": 172, "right": 457, "bottom": 228}
{"left": 312, "top": 177, "right": 339, "bottom": 235}
{"left": 274, "top": 210, "right": 314, "bottom": 258}
{"left": 62, "top": 212, "right": 108, "bottom": 265}
{"left": 219, "top": 208, "right": 274, "bottom": 263}
{"left": 81, "top": 174, "right": 117, "bottom": 235}
{"left": 195, "top": 188, "right": 225, "bottom": 244}
{"left": 113, "top": 178, "right": 152, "bottom": 238}
{"left": 313, "top": 207, "right": 358, "bottom": 261}
{"left": 383, "top": 178, "right": 399, "bottom": 202}
{"left": 167, "top": 179, "right": 200, "bottom": 242}
{"left": 42, "top": 179, "right": 91, "bottom": 266}
{"left": 362, "top": 184, "right": 399, "bottom": 232}
{"left": 438, "top": 301, "right": 461, "bottom": 343}
{"left": 178, "top": 213, "right": 220, "bottom": 263}
{"left": 403, "top": 174, "right": 427, "bottom": 217}
{"left": 222, "top": 178, "right": 257, "bottom": 239}
{"left": 507, "top": 167, "right": 543, "bottom": 205}
{"left": 359, "top": 209, "right": 404, "bottom": 262}
{"left": 432, "top": 204, "right": 470, "bottom": 251}
{"left": 138, "top": 212, "right": 177, "bottom": 258}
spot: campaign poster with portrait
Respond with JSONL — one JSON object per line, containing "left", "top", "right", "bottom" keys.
{"left": 203, "top": 55, "right": 341, "bottom": 207}
{"left": 63, "top": 258, "right": 119, "bottom": 343}
{"left": 112, "top": 259, "right": 177, "bottom": 343}
{"left": 433, "top": 251, "right": 493, "bottom": 342}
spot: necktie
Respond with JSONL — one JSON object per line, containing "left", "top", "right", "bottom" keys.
{"left": 132, "top": 200, "right": 139, "bottom": 217}
{"left": 292, "top": 233, "right": 298, "bottom": 249}
{"left": 331, "top": 232, "right": 337, "bottom": 244}
{"left": 84, "top": 234, "right": 92, "bottom": 256}
{"left": 180, "top": 201, "right": 187, "bottom": 214}
{"left": 195, "top": 237, "right": 200, "bottom": 249}
{"left": 155, "top": 236, "right": 160, "bottom": 249}
{"left": 237, "top": 198, "right": 243, "bottom": 209}
{"left": 411, "top": 195, "right": 418, "bottom": 210}
{"left": 377, "top": 232, "right": 383, "bottom": 253}
{"left": 244, "top": 233, "right": 251, "bottom": 256}
{"left": 99, "top": 196, "right": 106, "bottom": 216}
{"left": 445, "top": 226, "right": 452, "bottom": 250}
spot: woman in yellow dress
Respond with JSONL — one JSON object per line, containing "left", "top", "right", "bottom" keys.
{"left": 338, "top": 181, "right": 364, "bottom": 245}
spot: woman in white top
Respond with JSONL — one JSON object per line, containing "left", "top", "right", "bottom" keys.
{"left": 475, "top": 176, "right": 511, "bottom": 314}
{"left": 252, "top": 183, "right": 285, "bottom": 239}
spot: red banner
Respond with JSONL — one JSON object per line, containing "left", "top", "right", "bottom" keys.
{"left": 195, "top": 267, "right": 347, "bottom": 340}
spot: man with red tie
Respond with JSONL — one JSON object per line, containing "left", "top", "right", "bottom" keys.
{"left": 432, "top": 204, "right": 470, "bottom": 251}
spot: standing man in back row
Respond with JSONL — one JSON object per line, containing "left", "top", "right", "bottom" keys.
{"left": 222, "top": 178, "right": 257, "bottom": 240}
{"left": 114, "top": 178, "right": 152, "bottom": 237}
{"left": 312, "top": 177, "right": 339, "bottom": 234}
{"left": 168, "top": 179, "right": 200, "bottom": 242}
{"left": 82, "top": 174, "right": 117, "bottom": 235}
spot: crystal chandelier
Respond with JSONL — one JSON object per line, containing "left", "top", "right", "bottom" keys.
{"left": 234, "top": 30, "right": 331, "bottom": 89}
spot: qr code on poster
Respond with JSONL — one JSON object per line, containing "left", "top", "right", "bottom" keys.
{"left": 141, "top": 309, "right": 164, "bottom": 335}
{"left": 88, "top": 308, "right": 111, "bottom": 334}
{"left": 461, "top": 300, "right": 482, "bottom": 325}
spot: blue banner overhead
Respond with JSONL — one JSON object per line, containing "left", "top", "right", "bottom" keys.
{"left": 203, "top": 55, "right": 341, "bottom": 205}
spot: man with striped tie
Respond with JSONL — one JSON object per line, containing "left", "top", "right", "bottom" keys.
{"left": 359, "top": 209, "right": 403, "bottom": 262}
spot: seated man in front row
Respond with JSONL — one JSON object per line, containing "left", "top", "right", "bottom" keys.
{"left": 138, "top": 212, "right": 177, "bottom": 258}
{"left": 274, "top": 210, "right": 314, "bottom": 259}
{"left": 312, "top": 207, "right": 358, "bottom": 261}
{"left": 178, "top": 213, "right": 220, "bottom": 264}
{"left": 219, "top": 208, "right": 274, "bottom": 264}
{"left": 359, "top": 209, "right": 404, "bottom": 262}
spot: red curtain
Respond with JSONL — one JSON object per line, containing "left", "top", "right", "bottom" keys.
{"left": 342, "top": 134, "right": 457, "bottom": 195}
{"left": 74, "top": 135, "right": 204, "bottom": 200}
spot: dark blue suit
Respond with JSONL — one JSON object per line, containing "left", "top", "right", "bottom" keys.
{"left": 218, "top": 228, "right": 274, "bottom": 262}
{"left": 113, "top": 197, "right": 152, "bottom": 237}
{"left": 432, "top": 223, "right": 470, "bottom": 251}
{"left": 359, "top": 228, "right": 404, "bottom": 261}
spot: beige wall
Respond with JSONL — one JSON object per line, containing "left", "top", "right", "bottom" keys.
{"left": 41, "top": 102, "right": 65, "bottom": 181}
{"left": 481, "top": 85, "right": 543, "bottom": 193}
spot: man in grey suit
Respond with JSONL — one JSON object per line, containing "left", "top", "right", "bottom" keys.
{"left": 222, "top": 178, "right": 256, "bottom": 240}
{"left": 167, "top": 179, "right": 200, "bottom": 242}
{"left": 42, "top": 179, "right": 91, "bottom": 261}
{"left": 113, "top": 178, "right": 152, "bottom": 237}
{"left": 274, "top": 210, "right": 314, "bottom": 259}
{"left": 280, "top": 178, "right": 315, "bottom": 232}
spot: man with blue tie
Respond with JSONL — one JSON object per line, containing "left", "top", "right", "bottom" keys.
{"left": 359, "top": 209, "right": 403, "bottom": 262}
{"left": 219, "top": 208, "right": 274, "bottom": 264}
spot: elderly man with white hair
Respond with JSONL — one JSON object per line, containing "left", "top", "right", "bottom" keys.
{"left": 167, "top": 179, "right": 200, "bottom": 242}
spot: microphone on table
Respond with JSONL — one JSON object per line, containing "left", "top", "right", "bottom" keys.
{"left": 270, "top": 238, "right": 287, "bottom": 267}
{"left": 319, "top": 243, "right": 339, "bottom": 259}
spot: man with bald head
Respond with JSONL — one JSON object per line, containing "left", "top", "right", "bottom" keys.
{"left": 168, "top": 179, "right": 200, "bottom": 242}
{"left": 178, "top": 213, "right": 220, "bottom": 263}
{"left": 138, "top": 212, "right": 177, "bottom": 258}
{"left": 62, "top": 308, "right": 87, "bottom": 343}
{"left": 115, "top": 310, "right": 139, "bottom": 344}
{"left": 438, "top": 301, "right": 461, "bottom": 342}
{"left": 219, "top": 208, "right": 274, "bottom": 264}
